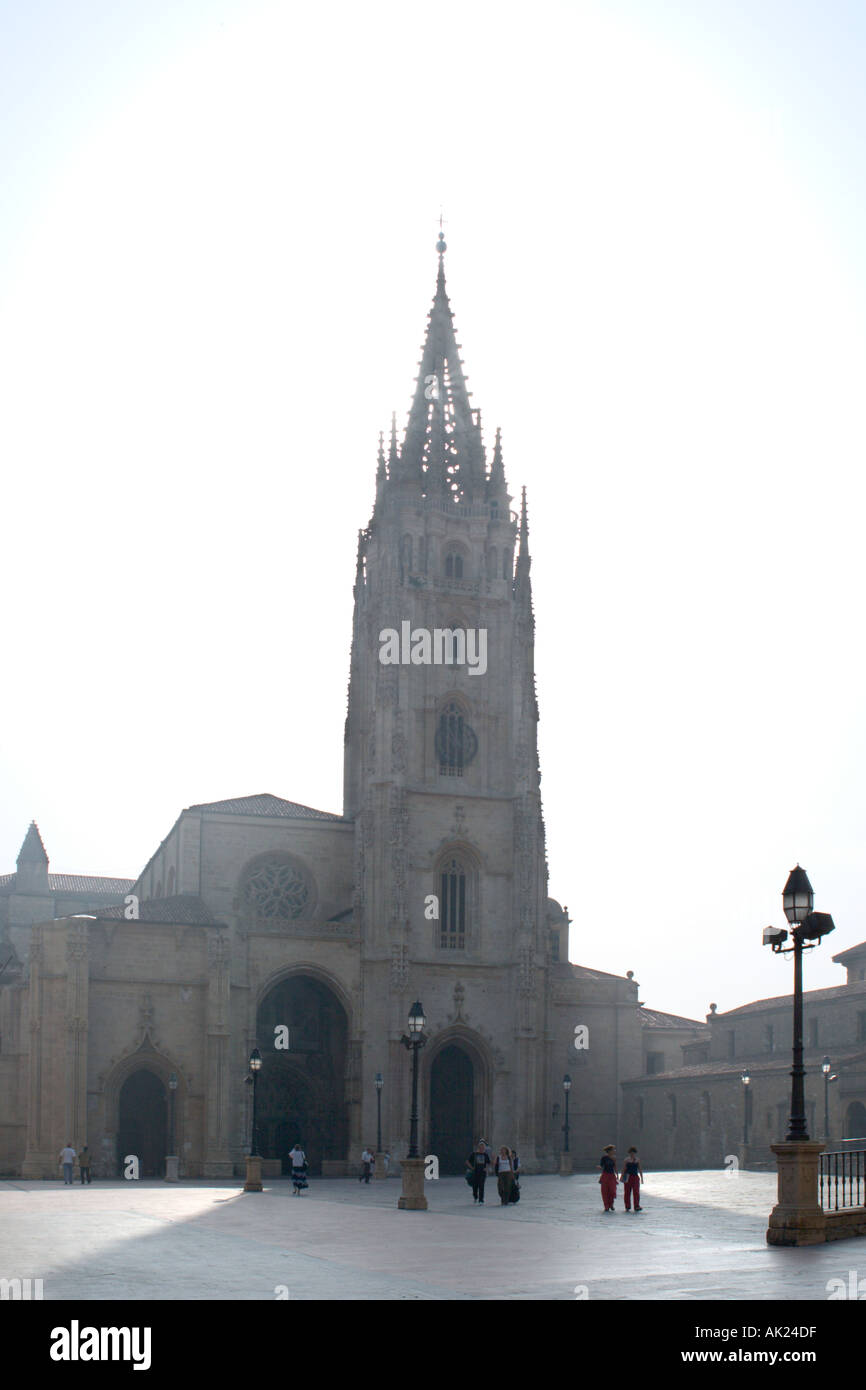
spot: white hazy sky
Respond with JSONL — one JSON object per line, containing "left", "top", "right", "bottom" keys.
{"left": 2, "top": 0, "right": 865, "bottom": 1023}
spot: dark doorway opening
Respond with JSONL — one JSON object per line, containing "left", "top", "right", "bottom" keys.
{"left": 117, "top": 1070, "right": 167, "bottom": 1178}
{"left": 255, "top": 976, "right": 348, "bottom": 1174}
{"left": 430, "top": 1045, "right": 474, "bottom": 1174}
{"left": 844, "top": 1101, "right": 866, "bottom": 1139}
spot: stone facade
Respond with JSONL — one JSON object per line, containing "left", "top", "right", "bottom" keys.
{"left": 0, "top": 243, "right": 642, "bottom": 1179}
{"left": 622, "top": 952, "right": 866, "bottom": 1169}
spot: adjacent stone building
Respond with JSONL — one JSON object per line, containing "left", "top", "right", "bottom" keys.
{"left": 0, "top": 238, "right": 643, "bottom": 1179}
{"left": 622, "top": 941, "right": 866, "bottom": 1168}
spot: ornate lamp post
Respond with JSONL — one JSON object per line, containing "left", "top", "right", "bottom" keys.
{"left": 398, "top": 1001, "right": 428, "bottom": 1210}
{"left": 741, "top": 1069, "right": 750, "bottom": 1148}
{"left": 165, "top": 1073, "right": 179, "bottom": 1182}
{"left": 765, "top": 865, "right": 835, "bottom": 1246}
{"left": 244, "top": 1047, "right": 263, "bottom": 1193}
{"left": 560, "top": 1074, "right": 573, "bottom": 1175}
{"left": 821, "top": 1057, "right": 838, "bottom": 1141}
{"left": 374, "top": 1072, "right": 386, "bottom": 1179}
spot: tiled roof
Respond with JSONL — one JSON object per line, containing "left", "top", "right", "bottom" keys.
{"left": 0, "top": 873, "right": 134, "bottom": 896}
{"left": 95, "top": 894, "right": 220, "bottom": 925}
{"left": 641, "top": 1007, "right": 709, "bottom": 1030}
{"left": 50, "top": 875, "right": 134, "bottom": 895}
{"left": 622, "top": 1044, "right": 866, "bottom": 1085}
{"left": 186, "top": 793, "right": 345, "bottom": 822}
{"left": 720, "top": 979, "right": 866, "bottom": 1017}
{"left": 832, "top": 940, "right": 866, "bottom": 964}
{"left": 570, "top": 963, "right": 630, "bottom": 983}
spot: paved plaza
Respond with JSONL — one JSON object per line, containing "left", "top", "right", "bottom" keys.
{"left": 1, "top": 1170, "right": 863, "bottom": 1300}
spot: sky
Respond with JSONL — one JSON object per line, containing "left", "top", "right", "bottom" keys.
{"left": 1, "top": 0, "right": 865, "bottom": 1023}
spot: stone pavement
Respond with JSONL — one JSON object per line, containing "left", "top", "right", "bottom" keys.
{"left": 1, "top": 1170, "right": 863, "bottom": 1300}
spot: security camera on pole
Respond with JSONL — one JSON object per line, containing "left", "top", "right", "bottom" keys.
{"left": 765, "top": 865, "right": 835, "bottom": 1246}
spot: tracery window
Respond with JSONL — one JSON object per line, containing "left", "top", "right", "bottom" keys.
{"left": 440, "top": 856, "right": 467, "bottom": 950}
{"left": 435, "top": 701, "right": 478, "bottom": 776}
{"left": 242, "top": 856, "right": 312, "bottom": 920}
{"left": 444, "top": 551, "right": 463, "bottom": 579}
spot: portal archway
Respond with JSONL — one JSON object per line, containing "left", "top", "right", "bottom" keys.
{"left": 117, "top": 1070, "right": 167, "bottom": 1177}
{"left": 430, "top": 1045, "right": 475, "bottom": 1173}
{"left": 844, "top": 1101, "right": 866, "bottom": 1138}
{"left": 255, "top": 974, "right": 349, "bottom": 1173}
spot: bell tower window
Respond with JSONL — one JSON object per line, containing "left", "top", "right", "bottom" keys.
{"left": 440, "top": 856, "right": 467, "bottom": 949}
{"left": 435, "top": 700, "right": 478, "bottom": 776}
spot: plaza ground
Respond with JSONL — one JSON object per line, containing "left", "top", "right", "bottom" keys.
{"left": 1, "top": 1170, "right": 863, "bottom": 1300}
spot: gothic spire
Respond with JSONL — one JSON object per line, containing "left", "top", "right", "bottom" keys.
{"left": 399, "top": 230, "right": 485, "bottom": 501}
{"left": 515, "top": 486, "right": 533, "bottom": 602}
{"left": 17, "top": 821, "right": 48, "bottom": 868}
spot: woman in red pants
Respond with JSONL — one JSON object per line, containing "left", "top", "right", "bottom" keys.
{"left": 597, "top": 1144, "right": 618, "bottom": 1212}
{"left": 622, "top": 1147, "right": 644, "bottom": 1211}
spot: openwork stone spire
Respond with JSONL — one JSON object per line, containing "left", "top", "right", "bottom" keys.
{"left": 396, "top": 231, "right": 486, "bottom": 501}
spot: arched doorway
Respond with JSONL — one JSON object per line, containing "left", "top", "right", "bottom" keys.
{"left": 430, "top": 1045, "right": 474, "bottom": 1173}
{"left": 844, "top": 1101, "right": 866, "bottom": 1138}
{"left": 255, "top": 975, "right": 349, "bottom": 1174}
{"left": 117, "top": 1070, "right": 167, "bottom": 1177}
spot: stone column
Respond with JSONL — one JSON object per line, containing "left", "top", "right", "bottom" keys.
{"left": 204, "top": 932, "right": 233, "bottom": 1177}
{"left": 65, "top": 920, "right": 89, "bottom": 1151}
{"left": 766, "top": 1141, "right": 826, "bottom": 1246}
{"left": 397, "top": 1156, "right": 428, "bottom": 1210}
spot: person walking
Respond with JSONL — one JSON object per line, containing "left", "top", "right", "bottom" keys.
{"left": 383, "top": 1150, "right": 391, "bottom": 1175}
{"left": 495, "top": 1146, "right": 515, "bottom": 1205}
{"left": 598, "top": 1144, "right": 618, "bottom": 1212}
{"left": 466, "top": 1139, "right": 490, "bottom": 1203}
{"left": 508, "top": 1148, "right": 521, "bottom": 1203}
{"left": 59, "top": 1143, "right": 76, "bottom": 1185}
{"left": 622, "top": 1147, "right": 644, "bottom": 1211}
{"left": 79, "top": 1146, "right": 92, "bottom": 1184}
{"left": 360, "top": 1146, "right": 374, "bottom": 1183}
{"left": 289, "top": 1143, "right": 307, "bottom": 1194}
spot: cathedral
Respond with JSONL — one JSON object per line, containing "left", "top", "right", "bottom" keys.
{"left": 0, "top": 236, "right": 642, "bottom": 1180}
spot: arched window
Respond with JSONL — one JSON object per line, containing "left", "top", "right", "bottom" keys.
{"left": 167, "top": 867, "right": 176, "bottom": 897}
{"left": 155, "top": 879, "right": 163, "bottom": 899}
{"left": 439, "top": 855, "right": 468, "bottom": 950}
{"left": 701, "top": 1091, "right": 711, "bottom": 1128}
{"left": 502, "top": 549, "right": 511, "bottom": 580}
{"left": 486, "top": 547, "right": 497, "bottom": 581}
{"left": 400, "top": 533, "right": 413, "bottom": 579}
{"left": 436, "top": 700, "right": 478, "bottom": 777}
{"left": 444, "top": 551, "right": 463, "bottom": 580}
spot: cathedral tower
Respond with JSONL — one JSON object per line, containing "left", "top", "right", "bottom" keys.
{"left": 345, "top": 234, "right": 551, "bottom": 1167}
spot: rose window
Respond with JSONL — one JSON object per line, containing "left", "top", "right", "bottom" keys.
{"left": 243, "top": 859, "right": 310, "bottom": 919}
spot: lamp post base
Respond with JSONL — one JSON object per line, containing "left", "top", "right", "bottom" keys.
{"left": 559, "top": 1152, "right": 573, "bottom": 1175}
{"left": 766, "top": 1141, "right": 825, "bottom": 1246}
{"left": 243, "top": 1154, "right": 263, "bottom": 1193}
{"left": 164, "top": 1155, "right": 179, "bottom": 1182}
{"left": 397, "top": 1156, "right": 428, "bottom": 1210}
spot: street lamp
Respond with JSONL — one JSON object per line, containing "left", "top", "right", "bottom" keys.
{"left": 741, "top": 1069, "right": 751, "bottom": 1146}
{"left": 244, "top": 1047, "right": 263, "bottom": 1193}
{"left": 374, "top": 1072, "right": 385, "bottom": 1179}
{"left": 763, "top": 866, "right": 835, "bottom": 1142}
{"left": 559, "top": 1074, "right": 573, "bottom": 1176}
{"left": 397, "top": 1001, "right": 428, "bottom": 1211}
{"left": 821, "top": 1057, "right": 838, "bottom": 1141}
{"left": 164, "top": 1072, "right": 179, "bottom": 1182}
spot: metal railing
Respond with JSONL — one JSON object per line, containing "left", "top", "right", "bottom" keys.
{"left": 819, "top": 1147, "right": 866, "bottom": 1210}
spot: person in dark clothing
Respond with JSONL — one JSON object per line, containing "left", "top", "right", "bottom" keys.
{"left": 597, "top": 1144, "right": 618, "bottom": 1212}
{"left": 622, "top": 1147, "right": 644, "bottom": 1211}
{"left": 79, "top": 1147, "right": 92, "bottom": 1184}
{"left": 466, "top": 1139, "right": 491, "bottom": 1203}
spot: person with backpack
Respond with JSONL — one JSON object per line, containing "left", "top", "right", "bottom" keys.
{"left": 494, "top": 1145, "right": 515, "bottom": 1205}
{"left": 289, "top": 1143, "right": 308, "bottom": 1194}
